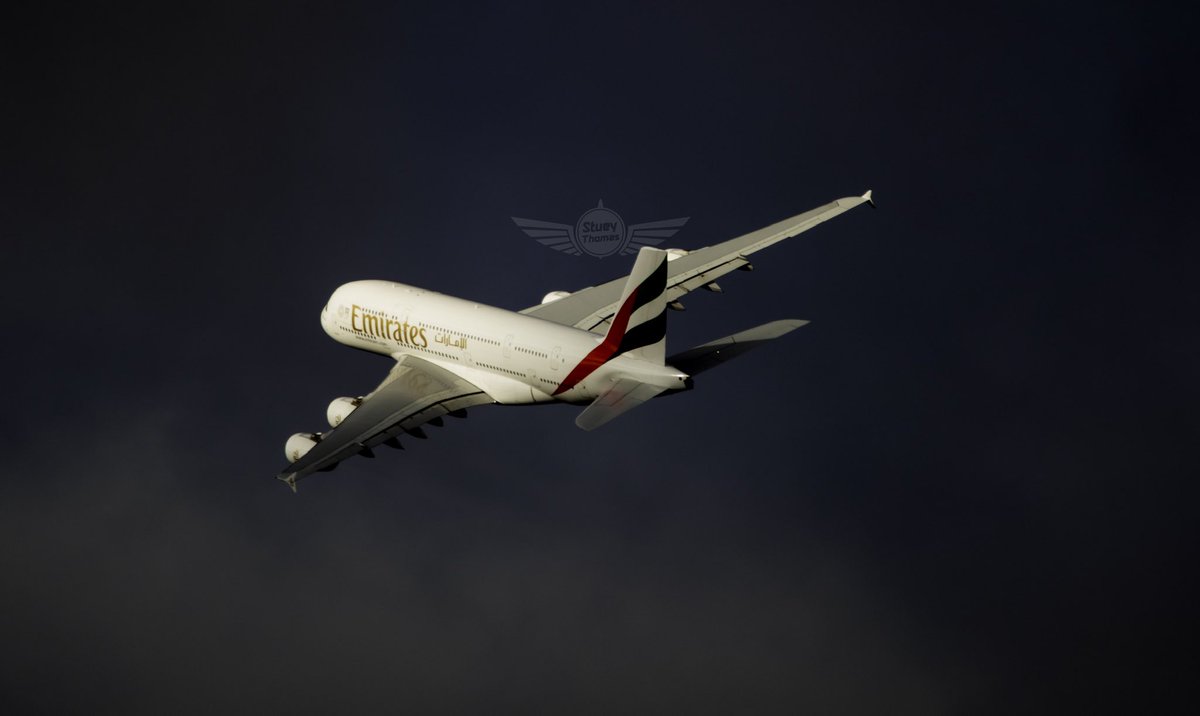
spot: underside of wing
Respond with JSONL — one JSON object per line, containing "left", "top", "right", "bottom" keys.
{"left": 521, "top": 191, "right": 874, "bottom": 332}
{"left": 276, "top": 355, "right": 492, "bottom": 490}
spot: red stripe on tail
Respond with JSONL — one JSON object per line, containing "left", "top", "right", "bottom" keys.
{"left": 552, "top": 287, "right": 640, "bottom": 396}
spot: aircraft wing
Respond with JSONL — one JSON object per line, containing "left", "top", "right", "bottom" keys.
{"left": 276, "top": 354, "right": 492, "bottom": 491}
{"left": 521, "top": 191, "right": 874, "bottom": 332}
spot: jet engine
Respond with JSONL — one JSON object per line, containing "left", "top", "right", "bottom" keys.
{"left": 326, "top": 396, "right": 362, "bottom": 427}
{"left": 285, "top": 432, "right": 322, "bottom": 462}
{"left": 541, "top": 290, "right": 571, "bottom": 304}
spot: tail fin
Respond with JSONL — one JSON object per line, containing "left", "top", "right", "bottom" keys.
{"left": 606, "top": 246, "right": 668, "bottom": 363}
{"left": 551, "top": 248, "right": 668, "bottom": 397}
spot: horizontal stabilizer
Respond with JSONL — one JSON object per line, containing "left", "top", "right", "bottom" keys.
{"left": 575, "top": 378, "right": 669, "bottom": 431}
{"left": 667, "top": 319, "right": 808, "bottom": 376}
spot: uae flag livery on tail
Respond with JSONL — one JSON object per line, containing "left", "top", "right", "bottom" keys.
{"left": 552, "top": 247, "right": 669, "bottom": 396}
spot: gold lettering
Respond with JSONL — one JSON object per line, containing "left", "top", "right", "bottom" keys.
{"left": 351, "top": 304, "right": 361, "bottom": 331}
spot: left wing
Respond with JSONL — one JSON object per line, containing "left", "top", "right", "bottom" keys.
{"left": 521, "top": 191, "right": 874, "bottom": 332}
{"left": 276, "top": 354, "right": 492, "bottom": 491}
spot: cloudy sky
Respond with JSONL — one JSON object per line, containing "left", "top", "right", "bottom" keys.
{"left": 3, "top": 2, "right": 1195, "bottom": 713}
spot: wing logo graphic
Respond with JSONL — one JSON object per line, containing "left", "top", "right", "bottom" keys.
{"left": 513, "top": 200, "right": 688, "bottom": 258}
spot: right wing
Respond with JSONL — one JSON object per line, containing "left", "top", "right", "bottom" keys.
{"left": 521, "top": 191, "right": 874, "bottom": 332}
{"left": 276, "top": 354, "right": 492, "bottom": 491}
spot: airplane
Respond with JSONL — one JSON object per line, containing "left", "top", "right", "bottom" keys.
{"left": 276, "top": 190, "right": 875, "bottom": 491}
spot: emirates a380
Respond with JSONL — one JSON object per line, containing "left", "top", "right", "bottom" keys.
{"left": 277, "top": 190, "right": 874, "bottom": 491}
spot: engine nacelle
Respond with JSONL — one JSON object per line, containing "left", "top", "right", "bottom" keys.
{"left": 665, "top": 248, "right": 689, "bottom": 262}
{"left": 285, "top": 432, "right": 322, "bottom": 462}
{"left": 326, "top": 396, "right": 362, "bottom": 428}
{"left": 541, "top": 290, "right": 571, "bottom": 304}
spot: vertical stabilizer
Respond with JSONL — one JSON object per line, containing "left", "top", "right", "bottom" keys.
{"left": 551, "top": 247, "right": 669, "bottom": 397}
{"left": 606, "top": 246, "right": 668, "bottom": 363}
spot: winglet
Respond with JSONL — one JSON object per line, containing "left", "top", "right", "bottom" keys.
{"left": 278, "top": 473, "right": 298, "bottom": 493}
{"left": 862, "top": 189, "right": 875, "bottom": 208}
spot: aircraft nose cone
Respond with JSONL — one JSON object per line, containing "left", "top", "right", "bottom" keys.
{"left": 320, "top": 304, "right": 335, "bottom": 336}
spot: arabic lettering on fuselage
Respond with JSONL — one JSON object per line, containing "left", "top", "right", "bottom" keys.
{"left": 433, "top": 332, "right": 468, "bottom": 349}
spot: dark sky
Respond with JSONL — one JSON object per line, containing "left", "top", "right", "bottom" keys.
{"left": 2, "top": 2, "right": 1195, "bottom": 713}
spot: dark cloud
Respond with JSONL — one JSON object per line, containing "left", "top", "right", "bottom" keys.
{"left": 4, "top": 408, "right": 962, "bottom": 714}
{"left": 2, "top": 1, "right": 1194, "bottom": 713}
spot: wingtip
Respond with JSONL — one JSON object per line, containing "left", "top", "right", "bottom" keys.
{"left": 862, "top": 189, "right": 875, "bottom": 208}
{"left": 278, "top": 473, "right": 298, "bottom": 493}
{"left": 777, "top": 318, "right": 810, "bottom": 332}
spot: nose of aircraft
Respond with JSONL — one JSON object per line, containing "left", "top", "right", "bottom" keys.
{"left": 320, "top": 297, "right": 336, "bottom": 337}
{"left": 320, "top": 284, "right": 353, "bottom": 338}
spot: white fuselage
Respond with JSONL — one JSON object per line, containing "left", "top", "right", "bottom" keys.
{"left": 320, "top": 280, "right": 688, "bottom": 405}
